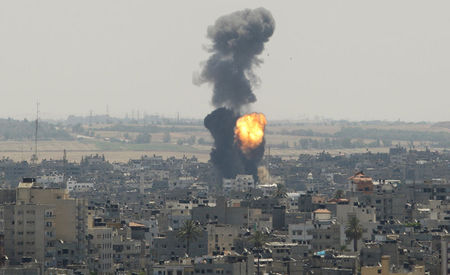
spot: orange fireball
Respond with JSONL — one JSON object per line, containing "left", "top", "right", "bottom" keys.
{"left": 235, "top": 113, "right": 267, "bottom": 154}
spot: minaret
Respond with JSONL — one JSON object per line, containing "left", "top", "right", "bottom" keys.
{"left": 139, "top": 172, "right": 145, "bottom": 194}
{"left": 306, "top": 172, "right": 314, "bottom": 192}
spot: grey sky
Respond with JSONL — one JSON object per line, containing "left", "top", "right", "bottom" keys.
{"left": 0, "top": 0, "right": 449, "bottom": 122}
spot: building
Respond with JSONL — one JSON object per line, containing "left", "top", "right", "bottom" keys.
{"left": 152, "top": 229, "right": 208, "bottom": 260}
{"left": 194, "top": 254, "right": 254, "bottom": 275}
{"left": 66, "top": 179, "right": 94, "bottom": 193}
{"left": 361, "top": 255, "right": 424, "bottom": 275}
{"left": 288, "top": 221, "right": 314, "bottom": 247}
{"left": 4, "top": 178, "right": 87, "bottom": 267}
{"left": 223, "top": 175, "right": 255, "bottom": 192}
{"left": 349, "top": 172, "right": 374, "bottom": 194}
{"left": 87, "top": 218, "right": 114, "bottom": 274}
{"left": 206, "top": 224, "right": 240, "bottom": 255}
{"left": 441, "top": 234, "right": 450, "bottom": 275}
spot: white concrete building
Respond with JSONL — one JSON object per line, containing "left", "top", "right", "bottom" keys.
{"left": 66, "top": 179, "right": 94, "bottom": 192}
{"left": 37, "top": 173, "right": 64, "bottom": 187}
{"left": 288, "top": 221, "right": 314, "bottom": 247}
{"left": 223, "top": 175, "right": 255, "bottom": 192}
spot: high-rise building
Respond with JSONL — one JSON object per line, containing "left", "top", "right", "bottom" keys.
{"left": 2, "top": 178, "right": 87, "bottom": 268}
{"left": 87, "top": 217, "right": 114, "bottom": 275}
{"left": 441, "top": 235, "right": 450, "bottom": 275}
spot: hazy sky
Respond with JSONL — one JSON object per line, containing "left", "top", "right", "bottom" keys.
{"left": 1, "top": 1, "right": 449, "bottom": 122}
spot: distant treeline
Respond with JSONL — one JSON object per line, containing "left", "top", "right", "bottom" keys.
{"left": 276, "top": 129, "right": 330, "bottom": 137}
{"left": 274, "top": 137, "right": 388, "bottom": 150}
{"left": 336, "top": 127, "right": 450, "bottom": 146}
{"left": 433, "top": 121, "right": 450, "bottom": 129}
{"left": 274, "top": 137, "right": 385, "bottom": 150}
{"left": 276, "top": 127, "right": 450, "bottom": 148}
{"left": 0, "top": 118, "right": 72, "bottom": 140}
{"left": 66, "top": 114, "right": 203, "bottom": 126}
{"left": 92, "top": 124, "right": 205, "bottom": 133}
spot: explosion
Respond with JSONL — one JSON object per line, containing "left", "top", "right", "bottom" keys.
{"left": 197, "top": 8, "right": 275, "bottom": 180}
{"left": 235, "top": 113, "right": 267, "bottom": 154}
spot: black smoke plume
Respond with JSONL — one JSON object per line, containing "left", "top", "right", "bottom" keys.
{"left": 199, "top": 8, "right": 274, "bottom": 180}
{"left": 204, "top": 108, "right": 242, "bottom": 178}
{"left": 197, "top": 7, "right": 275, "bottom": 111}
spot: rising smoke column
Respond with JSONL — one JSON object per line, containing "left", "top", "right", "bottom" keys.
{"left": 197, "top": 7, "right": 275, "bottom": 111}
{"left": 198, "top": 8, "right": 275, "bottom": 179}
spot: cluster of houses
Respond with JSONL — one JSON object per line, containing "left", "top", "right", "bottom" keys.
{"left": 0, "top": 147, "right": 449, "bottom": 274}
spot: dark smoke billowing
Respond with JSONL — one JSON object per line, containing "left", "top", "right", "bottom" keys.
{"left": 204, "top": 108, "right": 241, "bottom": 178}
{"left": 198, "top": 8, "right": 275, "bottom": 180}
{"left": 197, "top": 7, "right": 275, "bottom": 111}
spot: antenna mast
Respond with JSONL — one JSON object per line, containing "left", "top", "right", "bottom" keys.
{"left": 31, "top": 102, "right": 39, "bottom": 165}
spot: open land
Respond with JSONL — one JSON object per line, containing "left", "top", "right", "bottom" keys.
{"left": 0, "top": 120, "right": 448, "bottom": 163}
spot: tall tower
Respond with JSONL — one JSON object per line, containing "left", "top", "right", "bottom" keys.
{"left": 89, "top": 110, "right": 93, "bottom": 126}
{"left": 139, "top": 172, "right": 145, "bottom": 194}
{"left": 306, "top": 172, "right": 314, "bottom": 192}
{"left": 31, "top": 102, "right": 39, "bottom": 176}
{"left": 63, "top": 149, "right": 67, "bottom": 188}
